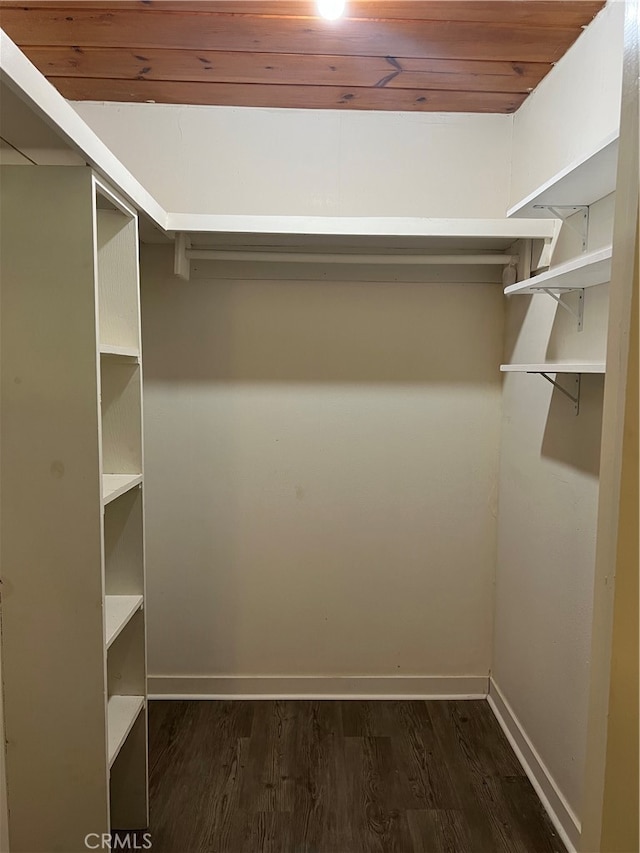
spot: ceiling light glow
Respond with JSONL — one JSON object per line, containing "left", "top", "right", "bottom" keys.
{"left": 317, "top": 0, "right": 345, "bottom": 20}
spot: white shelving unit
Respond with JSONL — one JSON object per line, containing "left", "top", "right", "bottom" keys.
{"left": 500, "top": 363, "right": 606, "bottom": 373}
{"left": 0, "top": 166, "right": 148, "bottom": 852}
{"left": 507, "top": 133, "right": 619, "bottom": 218}
{"left": 500, "top": 363, "right": 606, "bottom": 415}
{"left": 505, "top": 134, "right": 616, "bottom": 335}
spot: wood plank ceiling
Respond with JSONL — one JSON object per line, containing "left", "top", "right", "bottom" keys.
{"left": 0, "top": 1, "right": 605, "bottom": 113}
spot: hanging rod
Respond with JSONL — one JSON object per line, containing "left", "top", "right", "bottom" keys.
{"left": 185, "top": 249, "right": 520, "bottom": 265}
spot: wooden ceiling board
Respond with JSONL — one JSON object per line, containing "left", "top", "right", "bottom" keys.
{"left": 0, "top": 9, "right": 583, "bottom": 61}
{"left": 25, "top": 47, "right": 550, "bottom": 93}
{"left": 0, "top": 1, "right": 606, "bottom": 113}
{"left": 53, "top": 76, "right": 528, "bottom": 112}
{"left": 1, "top": 1, "right": 605, "bottom": 27}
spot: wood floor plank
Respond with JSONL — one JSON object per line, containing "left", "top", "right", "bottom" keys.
{"left": 345, "top": 735, "right": 415, "bottom": 853}
{"left": 238, "top": 811, "right": 294, "bottom": 853}
{"left": 449, "top": 698, "right": 524, "bottom": 777}
{"left": 145, "top": 699, "right": 566, "bottom": 853}
{"left": 341, "top": 698, "right": 380, "bottom": 736}
{"left": 499, "top": 775, "right": 568, "bottom": 853}
{"left": 291, "top": 701, "right": 347, "bottom": 852}
{"left": 390, "top": 701, "right": 462, "bottom": 810}
{"left": 148, "top": 701, "right": 254, "bottom": 852}
{"left": 239, "top": 700, "right": 296, "bottom": 813}
{"left": 406, "top": 808, "right": 475, "bottom": 853}
{"left": 427, "top": 701, "right": 517, "bottom": 852}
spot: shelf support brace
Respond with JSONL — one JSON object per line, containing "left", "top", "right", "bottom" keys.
{"left": 533, "top": 204, "right": 590, "bottom": 251}
{"left": 532, "top": 372, "right": 582, "bottom": 415}
{"left": 174, "top": 233, "right": 191, "bottom": 281}
{"left": 541, "top": 287, "right": 584, "bottom": 332}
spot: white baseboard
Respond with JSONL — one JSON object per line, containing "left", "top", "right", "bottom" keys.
{"left": 148, "top": 674, "right": 489, "bottom": 700}
{"left": 488, "top": 678, "right": 580, "bottom": 853}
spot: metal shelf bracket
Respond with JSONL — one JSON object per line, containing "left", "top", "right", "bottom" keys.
{"left": 532, "top": 371, "right": 582, "bottom": 415}
{"left": 541, "top": 287, "right": 584, "bottom": 331}
{"left": 533, "top": 204, "right": 590, "bottom": 251}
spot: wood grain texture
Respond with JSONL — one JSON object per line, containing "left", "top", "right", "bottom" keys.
{"left": 145, "top": 699, "right": 567, "bottom": 852}
{"left": 0, "top": 8, "right": 581, "bottom": 61}
{"left": 24, "top": 46, "right": 550, "bottom": 93}
{"left": 53, "top": 76, "right": 528, "bottom": 112}
{"left": 0, "top": 1, "right": 605, "bottom": 27}
{"left": 0, "top": 1, "right": 604, "bottom": 112}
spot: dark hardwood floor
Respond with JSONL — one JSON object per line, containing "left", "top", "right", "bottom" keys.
{"left": 146, "top": 699, "right": 566, "bottom": 853}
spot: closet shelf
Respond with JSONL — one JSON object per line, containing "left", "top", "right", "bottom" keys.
{"left": 102, "top": 473, "right": 143, "bottom": 505}
{"left": 172, "top": 217, "right": 557, "bottom": 280}
{"left": 500, "top": 363, "right": 605, "bottom": 373}
{"left": 100, "top": 344, "right": 140, "bottom": 360}
{"left": 105, "top": 595, "right": 143, "bottom": 649}
{"left": 505, "top": 246, "right": 613, "bottom": 295}
{"left": 169, "top": 214, "right": 557, "bottom": 243}
{"left": 508, "top": 133, "right": 619, "bottom": 218}
{"left": 107, "top": 695, "right": 144, "bottom": 767}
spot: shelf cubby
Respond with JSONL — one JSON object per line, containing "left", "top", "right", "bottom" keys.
{"left": 104, "top": 486, "right": 144, "bottom": 596}
{"left": 108, "top": 610, "right": 146, "bottom": 698}
{"left": 101, "top": 357, "right": 142, "bottom": 478}
{"left": 107, "top": 695, "right": 145, "bottom": 768}
{"left": 110, "top": 707, "right": 148, "bottom": 830}
{"left": 96, "top": 185, "right": 141, "bottom": 353}
{"left": 103, "top": 473, "right": 143, "bottom": 505}
{"left": 105, "top": 595, "right": 144, "bottom": 649}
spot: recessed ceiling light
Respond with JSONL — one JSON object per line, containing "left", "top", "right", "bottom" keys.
{"left": 317, "top": 0, "right": 345, "bottom": 20}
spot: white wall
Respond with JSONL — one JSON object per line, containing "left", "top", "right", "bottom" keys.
{"left": 493, "top": 203, "right": 611, "bottom": 844}
{"left": 509, "top": 0, "right": 624, "bottom": 210}
{"left": 0, "top": 630, "right": 7, "bottom": 853}
{"left": 493, "top": 0, "right": 623, "bottom": 839}
{"left": 141, "top": 246, "right": 503, "bottom": 693}
{"left": 73, "top": 103, "right": 512, "bottom": 218}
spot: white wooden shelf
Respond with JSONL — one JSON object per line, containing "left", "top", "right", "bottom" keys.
{"left": 100, "top": 344, "right": 140, "bottom": 360}
{"left": 102, "top": 473, "right": 143, "bottom": 505}
{"left": 105, "top": 595, "right": 143, "bottom": 649}
{"left": 107, "top": 695, "right": 145, "bottom": 768}
{"left": 172, "top": 217, "right": 557, "bottom": 280}
{"left": 508, "top": 133, "right": 619, "bottom": 218}
{"left": 501, "top": 363, "right": 605, "bottom": 373}
{"left": 505, "top": 246, "right": 613, "bottom": 295}
{"left": 169, "top": 214, "right": 557, "bottom": 242}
